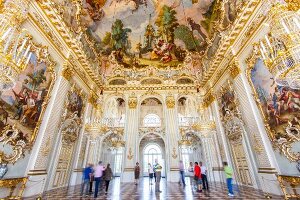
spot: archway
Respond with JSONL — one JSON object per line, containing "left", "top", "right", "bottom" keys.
{"left": 139, "top": 133, "right": 166, "bottom": 177}
{"left": 179, "top": 132, "right": 203, "bottom": 173}
{"left": 100, "top": 131, "right": 125, "bottom": 177}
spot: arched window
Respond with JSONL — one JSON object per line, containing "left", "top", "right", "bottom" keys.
{"left": 143, "top": 114, "right": 161, "bottom": 127}
{"left": 143, "top": 144, "right": 163, "bottom": 173}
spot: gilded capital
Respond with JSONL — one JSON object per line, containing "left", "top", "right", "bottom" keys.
{"left": 166, "top": 95, "right": 175, "bottom": 109}
{"left": 203, "top": 91, "right": 215, "bottom": 108}
{"left": 128, "top": 96, "right": 137, "bottom": 109}
{"left": 229, "top": 63, "right": 241, "bottom": 79}
{"left": 88, "top": 93, "right": 97, "bottom": 108}
{"left": 61, "top": 65, "right": 73, "bottom": 81}
{"left": 285, "top": 0, "right": 300, "bottom": 11}
{"left": 0, "top": 0, "right": 4, "bottom": 12}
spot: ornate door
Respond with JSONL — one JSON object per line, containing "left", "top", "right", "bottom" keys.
{"left": 230, "top": 141, "right": 253, "bottom": 186}
{"left": 52, "top": 145, "right": 75, "bottom": 187}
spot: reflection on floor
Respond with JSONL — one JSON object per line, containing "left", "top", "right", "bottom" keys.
{"left": 25, "top": 177, "right": 282, "bottom": 200}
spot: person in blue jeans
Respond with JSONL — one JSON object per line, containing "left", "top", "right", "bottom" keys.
{"left": 179, "top": 160, "right": 186, "bottom": 187}
{"left": 223, "top": 162, "right": 234, "bottom": 197}
{"left": 94, "top": 161, "right": 105, "bottom": 198}
{"left": 81, "top": 163, "right": 93, "bottom": 196}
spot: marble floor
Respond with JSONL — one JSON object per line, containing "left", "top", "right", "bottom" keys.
{"left": 25, "top": 177, "right": 283, "bottom": 200}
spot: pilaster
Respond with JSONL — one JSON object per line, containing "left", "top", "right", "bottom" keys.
{"left": 69, "top": 102, "right": 92, "bottom": 186}
{"left": 24, "top": 66, "right": 71, "bottom": 197}
{"left": 122, "top": 94, "right": 139, "bottom": 182}
{"left": 164, "top": 94, "right": 180, "bottom": 182}
{"left": 235, "top": 71, "right": 282, "bottom": 195}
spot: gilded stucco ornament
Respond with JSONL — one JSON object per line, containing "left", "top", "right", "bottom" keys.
{"left": 61, "top": 64, "right": 73, "bottom": 81}
{"left": 0, "top": 177, "right": 28, "bottom": 199}
{"left": 0, "top": 0, "right": 4, "bottom": 12}
{"left": 203, "top": 90, "right": 215, "bottom": 108}
{"left": 0, "top": 126, "right": 26, "bottom": 164}
{"left": 166, "top": 95, "right": 175, "bottom": 109}
{"left": 127, "top": 147, "right": 133, "bottom": 160}
{"left": 59, "top": 84, "right": 86, "bottom": 143}
{"left": 217, "top": 81, "right": 244, "bottom": 143}
{"left": 88, "top": 91, "right": 98, "bottom": 108}
{"left": 246, "top": 45, "right": 300, "bottom": 161}
{"left": 285, "top": 0, "right": 300, "bottom": 11}
{"left": 128, "top": 94, "right": 137, "bottom": 109}
{"left": 61, "top": 112, "right": 81, "bottom": 145}
{"left": 172, "top": 147, "right": 178, "bottom": 159}
{"left": 229, "top": 59, "right": 241, "bottom": 79}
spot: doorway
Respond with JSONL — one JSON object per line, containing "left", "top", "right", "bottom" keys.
{"left": 139, "top": 133, "right": 165, "bottom": 177}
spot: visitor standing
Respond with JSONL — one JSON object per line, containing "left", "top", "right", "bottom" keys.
{"left": 81, "top": 163, "right": 93, "bottom": 196}
{"left": 89, "top": 164, "right": 94, "bottom": 194}
{"left": 179, "top": 160, "right": 186, "bottom": 187}
{"left": 153, "top": 167, "right": 157, "bottom": 182}
{"left": 148, "top": 163, "right": 154, "bottom": 185}
{"left": 104, "top": 163, "right": 113, "bottom": 195}
{"left": 153, "top": 159, "right": 162, "bottom": 193}
{"left": 134, "top": 162, "right": 140, "bottom": 185}
{"left": 223, "top": 162, "right": 234, "bottom": 197}
{"left": 194, "top": 162, "right": 202, "bottom": 192}
{"left": 94, "top": 161, "right": 105, "bottom": 198}
{"left": 200, "top": 161, "right": 209, "bottom": 190}
{"left": 188, "top": 162, "right": 194, "bottom": 187}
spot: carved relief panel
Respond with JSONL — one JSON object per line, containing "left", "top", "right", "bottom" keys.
{"left": 217, "top": 81, "right": 253, "bottom": 186}
{"left": 52, "top": 85, "right": 86, "bottom": 188}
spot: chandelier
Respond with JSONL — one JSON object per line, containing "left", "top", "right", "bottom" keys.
{"left": 85, "top": 117, "right": 109, "bottom": 139}
{"left": 259, "top": 3, "right": 300, "bottom": 89}
{"left": 0, "top": 0, "right": 31, "bottom": 91}
{"left": 85, "top": 117, "right": 125, "bottom": 149}
{"left": 178, "top": 103, "right": 216, "bottom": 148}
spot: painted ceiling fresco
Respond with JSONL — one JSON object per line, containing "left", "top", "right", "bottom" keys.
{"left": 54, "top": 0, "right": 246, "bottom": 77}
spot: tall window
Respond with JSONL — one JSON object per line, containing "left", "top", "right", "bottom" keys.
{"left": 113, "top": 149, "right": 123, "bottom": 176}
{"left": 181, "top": 148, "right": 192, "bottom": 173}
{"left": 143, "top": 114, "right": 161, "bottom": 127}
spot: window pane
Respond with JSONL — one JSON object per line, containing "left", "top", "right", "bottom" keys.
{"left": 143, "top": 114, "right": 161, "bottom": 127}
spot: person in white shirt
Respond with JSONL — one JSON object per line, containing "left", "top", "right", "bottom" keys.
{"left": 148, "top": 163, "right": 154, "bottom": 185}
{"left": 199, "top": 161, "right": 209, "bottom": 190}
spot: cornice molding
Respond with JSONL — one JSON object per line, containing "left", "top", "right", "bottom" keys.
{"left": 202, "top": 2, "right": 267, "bottom": 96}
{"left": 199, "top": 0, "right": 262, "bottom": 87}
{"left": 32, "top": 0, "right": 102, "bottom": 87}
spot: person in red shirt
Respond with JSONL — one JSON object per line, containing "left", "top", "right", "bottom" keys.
{"left": 194, "top": 162, "right": 203, "bottom": 192}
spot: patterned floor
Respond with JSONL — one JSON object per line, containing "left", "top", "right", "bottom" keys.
{"left": 25, "top": 177, "right": 283, "bottom": 200}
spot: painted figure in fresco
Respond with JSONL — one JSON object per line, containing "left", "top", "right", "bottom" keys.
{"left": 187, "top": 17, "right": 207, "bottom": 41}
{"left": 220, "top": 91, "right": 235, "bottom": 117}
{"left": 0, "top": 102, "right": 8, "bottom": 125}
{"left": 150, "top": 40, "right": 174, "bottom": 63}
{"left": 252, "top": 59, "right": 300, "bottom": 142}
{"left": 20, "top": 93, "right": 36, "bottom": 125}
{"left": 265, "top": 86, "right": 300, "bottom": 125}
{"left": 69, "top": 92, "right": 83, "bottom": 117}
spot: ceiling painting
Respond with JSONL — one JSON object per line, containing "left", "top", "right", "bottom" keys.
{"left": 52, "top": 0, "right": 246, "bottom": 82}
